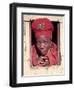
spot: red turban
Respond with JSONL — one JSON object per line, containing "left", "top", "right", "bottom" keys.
{"left": 32, "top": 18, "right": 54, "bottom": 38}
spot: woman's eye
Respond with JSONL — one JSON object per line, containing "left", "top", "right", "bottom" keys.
{"left": 37, "top": 41, "right": 41, "bottom": 44}
{"left": 44, "top": 41, "right": 47, "bottom": 43}
{"left": 44, "top": 41, "right": 48, "bottom": 44}
{"left": 37, "top": 40, "right": 50, "bottom": 44}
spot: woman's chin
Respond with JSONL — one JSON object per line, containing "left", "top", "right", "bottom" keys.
{"left": 40, "top": 52, "right": 47, "bottom": 56}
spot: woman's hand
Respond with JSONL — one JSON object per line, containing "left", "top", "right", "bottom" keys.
{"left": 38, "top": 56, "right": 50, "bottom": 66}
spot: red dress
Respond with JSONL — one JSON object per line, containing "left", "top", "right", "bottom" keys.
{"left": 31, "top": 42, "right": 60, "bottom": 67}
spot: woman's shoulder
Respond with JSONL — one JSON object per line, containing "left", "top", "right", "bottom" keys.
{"left": 50, "top": 42, "right": 58, "bottom": 52}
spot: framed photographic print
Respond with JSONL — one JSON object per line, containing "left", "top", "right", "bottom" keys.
{"left": 10, "top": 3, "right": 72, "bottom": 87}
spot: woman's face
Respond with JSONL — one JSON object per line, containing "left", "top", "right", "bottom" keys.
{"left": 36, "top": 35, "right": 51, "bottom": 56}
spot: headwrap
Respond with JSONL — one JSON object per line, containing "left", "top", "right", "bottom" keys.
{"left": 32, "top": 18, "right": 54, "bottom": 38}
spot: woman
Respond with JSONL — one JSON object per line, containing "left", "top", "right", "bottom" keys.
{"left": 31, "top": 18, "right": 61, "bottom": 67}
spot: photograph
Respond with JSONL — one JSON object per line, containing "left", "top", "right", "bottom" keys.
{"left": 10, "top": 3, "right": 72, "bottom": 87}
{"left": 22, "top": 14, "right": 63, "bottom": 77}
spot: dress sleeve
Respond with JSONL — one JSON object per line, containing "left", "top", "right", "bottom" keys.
{"left": 48, "top": 42, "right": 61, "bottom": 65}
{"left": 31, "top": 45, "right": 37, "bottom": 66}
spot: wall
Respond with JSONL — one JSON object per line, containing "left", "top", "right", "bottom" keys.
{"left": 0, "top": 0, "right": 74, "bottom": 90}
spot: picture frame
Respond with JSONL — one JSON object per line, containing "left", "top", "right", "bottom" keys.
{"left": 10, "top": 3, "right": 72, "bottom": 87}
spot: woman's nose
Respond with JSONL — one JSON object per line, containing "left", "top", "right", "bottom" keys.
{"left": 40, "top": 43, "right": 45, "bottom": 49}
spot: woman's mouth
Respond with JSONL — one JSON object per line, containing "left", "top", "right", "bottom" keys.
{"left": 40, "top": 49, "right": 47, "bottom": 55}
